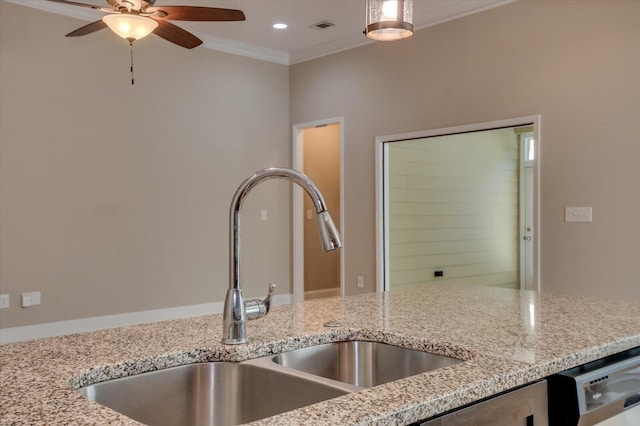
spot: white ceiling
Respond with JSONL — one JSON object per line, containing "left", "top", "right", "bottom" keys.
{"left": 9, "top": 0, "right": 515, "bottom": 64}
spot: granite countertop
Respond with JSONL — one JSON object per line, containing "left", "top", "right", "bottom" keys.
{"left": 1, "top": 283, "right": 640, "bottom": 425}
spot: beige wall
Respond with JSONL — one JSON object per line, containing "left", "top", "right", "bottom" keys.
{"left": 290, "top": 0, "right": 640, "bottom": 300}
{"left": 302, "top": 124, "right": 341, "bottom": 293}
{"left": 2, "top": 0, "right": 639, "bottom": 332}
{"left": 0, "top": 2, "right": 290, "bottom": 328}
{"left": 387, "top": 128, "right": 519, "bottom": 289}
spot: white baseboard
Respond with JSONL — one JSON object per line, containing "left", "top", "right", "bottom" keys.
{"left": 304, "top": 287, "right": 340, "bottom": 300}
{"left": 0, "top": 293, "right": 292, "bottom": 345}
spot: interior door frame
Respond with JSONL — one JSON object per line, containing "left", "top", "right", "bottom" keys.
{"left": 292, "top": 117, "right": 345, "bottom": 303}
{"left": 375, "top": 115, "right": 542, "bottom": 292}
{"left": 519, "top": 133, "right": 535, "bottom": 290}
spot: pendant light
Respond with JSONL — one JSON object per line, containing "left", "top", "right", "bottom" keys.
{"left": 365, "top": 0, "right": 413, "bottom": 41}
{"left": 102, "top": 13, "right": 158, "bottom": 42}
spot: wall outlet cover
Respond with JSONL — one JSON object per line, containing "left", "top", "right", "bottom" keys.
{"left": 21, "top": 291, "right": 41, "bottom": 308}
{"left": 565, "top": 207, "right": 592, "bottom": 222}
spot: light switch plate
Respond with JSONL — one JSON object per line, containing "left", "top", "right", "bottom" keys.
{"left": 0, "top": 294, "right": 9, "bottom": 309}
{"left": 565, "top": 207, "right": 592, "bottom": 222}
{"left": 21, "top": 291, "right": 41, "bottom": 307}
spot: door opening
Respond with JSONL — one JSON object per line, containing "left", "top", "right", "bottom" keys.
{"left": 293, "top": 118, "right": 344, "bottom": 302}
{"left": 375, "top": 116, "right": 540, "bottom": 292}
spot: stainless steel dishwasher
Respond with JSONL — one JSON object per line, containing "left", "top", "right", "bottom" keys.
{"left": 547, "top": 346, "right": 640, "bottom": 426}
{"left": 418, "top": 381, "right": 548, "bottom": 425}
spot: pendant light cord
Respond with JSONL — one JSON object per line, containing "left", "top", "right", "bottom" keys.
{"left": 128, "top": 39, "right": 135, "bottom": 85}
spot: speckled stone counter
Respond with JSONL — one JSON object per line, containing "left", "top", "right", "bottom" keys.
{"left": 2, "top": 283, "right": 640, "bottom": 425}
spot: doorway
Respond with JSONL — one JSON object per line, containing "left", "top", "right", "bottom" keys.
{"left": 292, "top": 118, "right": 344, "bottom": 302}
{"left": 375, "top": 116, "right": 540, "bottom": 292}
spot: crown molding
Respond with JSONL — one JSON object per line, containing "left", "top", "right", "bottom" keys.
{"left": 198, "top": 32, "right": 289, "bottom": 65}
{"left": 5, "top": 0, "right": 291, "bottom": 65}
{"left": 5, "top": 0, "right": 518, "bottom": 67}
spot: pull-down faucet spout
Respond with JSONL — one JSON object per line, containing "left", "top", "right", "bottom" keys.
{"left": 222, "top": 167, "right": 342, "bottom": 344}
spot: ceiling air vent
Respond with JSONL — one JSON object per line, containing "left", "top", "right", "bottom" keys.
{"left": 311, "top": 20, "right": 335, "bottom": 30}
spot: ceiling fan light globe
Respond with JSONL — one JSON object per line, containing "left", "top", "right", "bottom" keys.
{"left": 102, "top": 14, "right": 158, "bottom": 41}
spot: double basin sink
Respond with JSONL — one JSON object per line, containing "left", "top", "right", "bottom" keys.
{"left": 78, "top": 341, "right": 462, "bottom": 425}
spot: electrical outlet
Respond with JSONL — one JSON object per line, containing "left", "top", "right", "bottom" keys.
{"left": 356, "top": 276, "right": 364, "bottom": 288}
{"left": 0, "top": 294, "right": 9, "bottom": 309}
{"left": 21, "top": 291, "right": 41, "bottom": 308}
{"left": 565, "top": 207, "right": 592, "bottom": 222}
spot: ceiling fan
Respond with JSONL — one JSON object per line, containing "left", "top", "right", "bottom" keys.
{"left": 46, "top": 0, "right": 246, "bottom": 49}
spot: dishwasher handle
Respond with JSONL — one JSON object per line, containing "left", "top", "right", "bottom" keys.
{"left": 624, "top": 392, "right": 640, "bottom": 409}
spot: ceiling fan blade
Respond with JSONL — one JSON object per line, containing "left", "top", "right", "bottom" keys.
{"left": 146, "top": 6, "right": 245, "bottom": 22}
{"left": 152, "top": 20, "right": 203, "bottom": 49}
{"left": 66, "top": 20, "right": 108, "bottom": 37}
{"left": 45, "top": 0, "right": 106, "bottom": 11}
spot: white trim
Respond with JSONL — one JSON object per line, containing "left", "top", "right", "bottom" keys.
{"left": 5, "top": 0, "right": 100, "bottom": 22}
{"left": 532, "top": 117, "right": 542, "bottom": 292}
{"left": 6, "top": 0, "right": 290, "bottom": 65}
{"left": 288, "top": 0, "right": 517, "bottom": 64}
{"left": 374, "top": 115, "right": 542, "bottom": 293}
{"left": 519, "top": 132, "right": 535, "bottom": 290}
{"left": 303, "top": 288, "right": 340, "bottom": 301}
{"left": 375, "top": 139, "right": 387, "bottom": 292}
{"left": 289, "top": 35, "right": 373, "bottom": 65}
{"left": 292, "top": 126, "right": 305, "bottom": 303}
{"left": 8, "top": 0, "right": 516, "bottom": 66}
{"left": 198, "top": 33, "right": 289, "bottom": 65}
{"left": 0, "top": 294, "right": 293, "bottom": 345}
{"left": 292, "top": 118, "right": 345, "bottom": 303}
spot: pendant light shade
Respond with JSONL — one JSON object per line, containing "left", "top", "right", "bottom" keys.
{"left": 365, "top": 0, "right": 413, "bottom": 41}
{"left": 102, "top": 14, "right": 158, "bottom": 42}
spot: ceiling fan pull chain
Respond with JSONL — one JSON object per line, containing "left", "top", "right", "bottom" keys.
{"left": 129, "top": 39, "right": 135, "bottom": 85}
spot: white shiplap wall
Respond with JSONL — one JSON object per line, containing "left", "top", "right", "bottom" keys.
{"left": 387, "top": 128, "right": 519, "bottom": 289}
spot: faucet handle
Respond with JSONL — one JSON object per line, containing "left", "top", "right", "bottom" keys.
{"left": 245, "top": 283, "right": 276, "bottom": 320}
{"left": 266, "top": 282, "right": 276, "bottom": 299}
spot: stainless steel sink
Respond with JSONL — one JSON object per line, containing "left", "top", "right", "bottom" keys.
{"left": 77, "top": 341, "right": 462, "bottom": 425}
{"left": 272, "top": 341, "right": 462, "bottom": 387}
{"left": 78, "top": 361, "right": 349, "bottom": 426}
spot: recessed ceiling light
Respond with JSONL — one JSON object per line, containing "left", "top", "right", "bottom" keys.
{"left": 273, "top": 23, "right": 288, "bottom": 30}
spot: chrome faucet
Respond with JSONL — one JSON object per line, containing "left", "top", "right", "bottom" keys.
{"left": 222, "top": 167, "right": 343, "bottom": 344}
